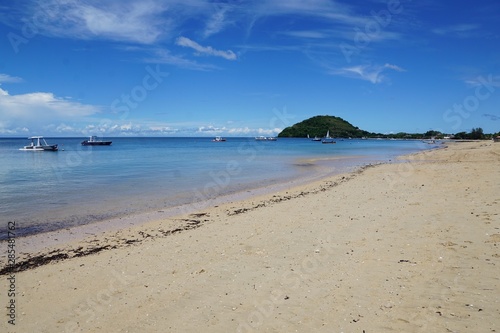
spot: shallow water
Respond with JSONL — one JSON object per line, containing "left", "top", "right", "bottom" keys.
{"left": 0, "top": 137, "right": 435, "bottom": 238}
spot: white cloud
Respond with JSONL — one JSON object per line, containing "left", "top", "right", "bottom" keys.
{"left": 0, "top": 125, "right": 29, "bottom": 135}
{"left": 332, "top": 63, "right": 405, "bottom": 84}
{"left": 31, "top": 0, "right": 172, "bottom": 44}
{"left": 383, "top": 63, "right": 406, "bottom": 72}
{"left": 432, "top": 24, "right": 480, "bottom": 37}
{"left": 464, "top": 75, "right": 500, "bottom": 88}
{"left": 55, "top": 123, "right": 76, "bottom": 133}
{"left": 0, "top": 87, "right": 100, "bottom": 118}
{"left": 0, "top": 86, "right": 101, "bottom": 135}
{"left": 149, "top": 126, "right": 179, "bottom": 133}
{"left": 227, "top": 127, "right": 281, "bottom": 136}
{"left": 0, "top": 74, "right": 23, "bottom": 83}
{"left": 145, "top": 49, "right": 218, "bottom": 71}
{"left": 176, "top": 36, "right": 237, "bottom": 60}
{"left": 197, "top": 125, "right": 227, "bottom": 133}
{"left": 253, "top": 1, "right": 367, "bottom": 26}
{"left": 281, "top": 30, "right": 330, "bottom": 39}
{"left": 4, "top": 1, "right": 408, "bottom": 73}
{"left": 204, "top": 5, "right": 232, "bottom": 38}
{"left": 1, "top": 114, "right": 283, "bottom": 136}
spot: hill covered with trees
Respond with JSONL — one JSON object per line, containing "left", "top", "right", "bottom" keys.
{"left": 278, "top": 115, "right": 371, "bottom": 138}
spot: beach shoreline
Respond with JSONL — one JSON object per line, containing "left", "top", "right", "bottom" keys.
{"left": 0, "top": 137, "right": 431, "bottom": 241}
{"left": 1, "top": 141, "right": 498, "bottom": 332}
{"left": 0, "top": 149, "right": 412, "bottom": 259}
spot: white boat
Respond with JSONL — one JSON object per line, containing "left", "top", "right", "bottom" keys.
{"left": 312, "top": 136, "right": 321, "bottom": 141}
{"left": 19, "top": 136, "right": 58, "bottom": 151}
{"left": 212, "top": 136, "right": 226, "bottom": 142}
{"left": 322, "top": 130, "right": 336, "bottom": 144}
{"left": 267, "top": 137, "right": 277, "bottom": 141}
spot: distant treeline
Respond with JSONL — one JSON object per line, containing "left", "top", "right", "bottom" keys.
{"left": 385, "top": 128, "right": 498, "bottom": 140}
{"left": 373, "top": 128, "right": 496, "bottom": 140}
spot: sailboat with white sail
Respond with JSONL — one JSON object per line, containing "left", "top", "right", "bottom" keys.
{"left": 321, "top": 130, "right": 336, "bottom": 144}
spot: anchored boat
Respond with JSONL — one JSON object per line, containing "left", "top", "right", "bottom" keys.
{"left": 81, "top": 136, "right": 112, "bottom": 146}
{"left": 19, "top": 136, "right": 58, "bottom": 151}
{"left": 321, "top": 130, "right": 336, "bottom": 144}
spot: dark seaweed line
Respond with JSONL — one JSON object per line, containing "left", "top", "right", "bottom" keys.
{"left": 226, "top": 163, "right": 377, "bottom": 216}
{"left": 0, "top": 217, "right": 208, "bottom": 276}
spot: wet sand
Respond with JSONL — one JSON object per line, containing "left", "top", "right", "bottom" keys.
{"left": 1, "top": 141, "right": 499, "bottom": 332}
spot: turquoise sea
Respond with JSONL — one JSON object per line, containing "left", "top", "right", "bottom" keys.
{"left": 0, "top": 137, "right": 436, "bottom": 239}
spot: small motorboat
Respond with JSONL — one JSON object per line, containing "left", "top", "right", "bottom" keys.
{"left": 19, "top": 136, "right": 58, "bottom": 151}
{"left": 212, "top": 136, "right": 226, "bottom": 142}
{"left": 81, "top": 136, "right": 112, "bottom": 146}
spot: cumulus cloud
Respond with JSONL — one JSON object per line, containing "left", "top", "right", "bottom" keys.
{"left": 197, "top": 125, "right": 227, "bottom": 133}
{"left": 227, "top": 127, "right": 281, "bottom": 136}
{"left": 0, "top": 87, "right": 100, "bottom": 119}
{"left": 176, "top": 36, "right": 237, "bottom": 60}
{"left": 0, "top": 86, "right": 101, "bottom": 135}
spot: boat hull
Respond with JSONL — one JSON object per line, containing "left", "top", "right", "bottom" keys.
{"left": 20, "top": 144, "right": 58, "bottom": 151}
{"left": 81, "top": 141, "right": 112, "bottom": 146}
{"left": 42, "top": 145, "right": 59, "bottom": 151}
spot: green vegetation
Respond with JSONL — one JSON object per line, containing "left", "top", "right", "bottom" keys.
{"left": 278, "top": 115, "right": 371, "bottom": 138}
{"left": 452, "top": 127, "right": 485, "bottom": 140}
{"left": 278, "top": 116, "right": 497, "bottom": 140}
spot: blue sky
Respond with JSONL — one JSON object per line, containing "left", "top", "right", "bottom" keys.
{"left": 0, "top": 0, "right": 499, "bottom": 137}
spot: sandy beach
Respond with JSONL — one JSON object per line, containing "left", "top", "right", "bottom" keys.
{"left": 1, "top": 141, "right": 499, "bottom": 332}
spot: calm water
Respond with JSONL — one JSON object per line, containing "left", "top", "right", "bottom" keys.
{"left": 0, "top": 137, "right": 435, "bottom": 238}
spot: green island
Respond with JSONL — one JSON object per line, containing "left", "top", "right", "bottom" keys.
{"left": 277, "top": 115, "right": 499, "bottom": 140}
